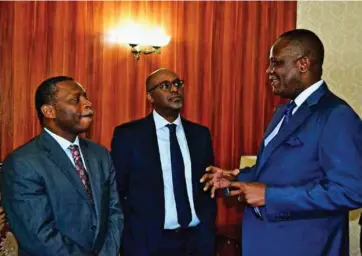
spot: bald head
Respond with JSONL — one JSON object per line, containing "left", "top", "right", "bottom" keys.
{"left": 278, "top": 29, "right": 324, "bottom": 77}
{"left": 145, "top": 68, "right": 184, "bottom": 121}
{"left": 146, "top": 68, "right": 179, "bottom": 91}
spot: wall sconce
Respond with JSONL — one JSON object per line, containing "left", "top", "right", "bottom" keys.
{"left": 106, "top": 23, "right": 171, "bottom": 60}
{"left": 129, "top": 44, "right": 161, "bottom": 61}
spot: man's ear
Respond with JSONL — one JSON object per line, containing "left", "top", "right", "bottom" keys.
{"left": 41, "top": 104, "right": 56, "bottom": 119}
{"left": 298, "top": 56, "right": 310, "bottom": 73}
{"left": 146, "top": 93, "right": 154, "bottom": 104}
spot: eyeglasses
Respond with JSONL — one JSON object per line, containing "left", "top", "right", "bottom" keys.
{"left": 147, "top": 78, "right": 184, "bottom": 93}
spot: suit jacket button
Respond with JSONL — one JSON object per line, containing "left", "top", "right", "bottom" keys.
{"left": 91, "top": 225, "right": 96, "bottom": 231}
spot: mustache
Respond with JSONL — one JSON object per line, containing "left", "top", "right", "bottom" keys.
{"left": 80, "top": 111, "right": 94, "bottom": 117}
{"left": 269, "top": 76, "right": 279, "bottom": 80}
{"left": 169, "top": 95, "right": 183, "bottom": 100}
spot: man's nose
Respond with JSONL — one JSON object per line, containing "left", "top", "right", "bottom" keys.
{"left": 82, "top": 97, "right": 92, "bottom": 108}
{"left": 266, "top": 64, "right": 274, "bottom": 74}
{"left": 169, "top": 84, "right": 179, "bottom": 93}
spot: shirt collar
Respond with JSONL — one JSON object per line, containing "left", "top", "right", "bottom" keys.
{"left": 153, "top": 110, "right": 182, "bottom": 130}
{"left": 294, "top": 80, "right": 324, "bottom": 107}
{"left": 44, "top": 128, "right": 80, "bottom": 151}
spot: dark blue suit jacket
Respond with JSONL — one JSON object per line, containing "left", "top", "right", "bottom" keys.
{"left": 238, "top": 84, "right": 362, "bottom": 256}
{"left": 1, "top": 131, "right": 124, "bottom": 256}
{"left": 111, "top": 114, "right": 216, "bottom": 256}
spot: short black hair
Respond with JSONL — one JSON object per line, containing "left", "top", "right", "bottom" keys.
{"left": 35, "top": 76, "right": 73, "bottom": 124}
{"left": 279, "top": 29, "right": 324, "bottom": 76}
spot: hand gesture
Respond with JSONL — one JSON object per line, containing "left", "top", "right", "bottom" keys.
{"left": 200, "top": 166, "right": 239, "bottom": 198}
{"left": 228, "top": 182, "right": 266, "bottom": 207}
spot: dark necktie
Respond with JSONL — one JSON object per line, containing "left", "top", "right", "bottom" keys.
{"left": 68, "top": 145, "right": 93, "bottom": 201}
{"left": 166, "top": 124, "right": 192, "bottom": 228}
{"left": 280, "top": 101, "right": 297, "bottom": 129}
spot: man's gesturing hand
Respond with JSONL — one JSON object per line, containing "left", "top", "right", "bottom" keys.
{"left": 228, "top": 182, "right": 266, "bottom": 207}
{"left": 200, "top": 166, "right": 239, "bottom": 198}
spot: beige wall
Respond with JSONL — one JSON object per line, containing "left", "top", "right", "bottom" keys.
{"left": 297, "top": 2, "right": 362, "bottom": 255}
{"left": 297, "top": 1, "right": 362, "bottom": 117}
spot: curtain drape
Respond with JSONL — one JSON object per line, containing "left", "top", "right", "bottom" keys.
{"left": 0, "top": 0, "right": 296, "bottom": 229}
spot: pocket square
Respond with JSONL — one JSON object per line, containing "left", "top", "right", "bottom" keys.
{"left": 285, "top": 136, "right": 303, "bottom": 147}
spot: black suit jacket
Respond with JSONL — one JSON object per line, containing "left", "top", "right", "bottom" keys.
{"left": 111, "top": 114, "right": 216, "bottom": 255}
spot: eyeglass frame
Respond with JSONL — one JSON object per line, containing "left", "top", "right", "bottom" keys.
{"left": 147, "top": 78, "right": 184, "bottom": 93}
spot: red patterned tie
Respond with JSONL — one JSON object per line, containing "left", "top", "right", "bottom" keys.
{"left": 68, "top": 145, "right": 92, "bottom": 201}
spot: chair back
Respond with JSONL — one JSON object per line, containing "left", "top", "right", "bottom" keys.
{"left": 239, "top": 155, "right": 257, "bottom": 168}
{"left": 0, "top": 162, "right": 19, "bottom": 256}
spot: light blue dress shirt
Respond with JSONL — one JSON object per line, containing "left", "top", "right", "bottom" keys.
{"left": 153, "top": 110, "right": 200, "bottom": 229}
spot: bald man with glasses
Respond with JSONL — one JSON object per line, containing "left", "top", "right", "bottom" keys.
{"left": 111, "top": 68, "right": 216, "bottom": 256}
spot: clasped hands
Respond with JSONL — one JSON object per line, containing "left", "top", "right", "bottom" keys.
{"left": 200, "top": 166, "right": 266, "bottom": 207}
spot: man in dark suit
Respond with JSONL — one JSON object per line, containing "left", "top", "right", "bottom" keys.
{"left": 111, "top": 68, "right": 216, "bottom": 256}
{"left": 201, "top": 29, "right": 362, "bottom": 255}
{"left": 1, "top": 76, "right": 123, "bottom": 255}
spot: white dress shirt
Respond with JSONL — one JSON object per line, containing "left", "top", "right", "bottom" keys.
{"left": 44, "top": 128, "right": 87, "bottom": 171}
{"left": 153, "top": 110, "right": 200, "bottom": 229}
{"left": 264, "top": 80, "right": 324, "bottom": 146}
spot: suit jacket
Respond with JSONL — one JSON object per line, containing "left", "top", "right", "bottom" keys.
{"left": 111, "top": 114, "right": 216, "bottom": 255}
{"left": 237, "top": 83, "right": 362, "bottom": 256}
{"left": 1, "top": 131, "right": 124, "bottom": 256}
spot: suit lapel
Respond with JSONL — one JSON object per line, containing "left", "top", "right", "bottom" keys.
{"left": 262, "top": 106, "right": 286, "bottom": 142}
{"left": 257, "top": 105, "right": 286, "bottom": 158}
{"left": 181, "top": 119, "right": 199, "bottom": 199}
{"left": 143, "top": 115, "right": 164, "bottom": 181}
{"left": 257, "top": 83, "right": 329, "bottom": 175}
{"left": 39, "top": 132, "right": 90, "bottom": 201}
{"left": 142, "top": 114, "right": 165, "bottom": 227}
{"left": 257, "top": 103, "right": 312, "bottom": 174}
